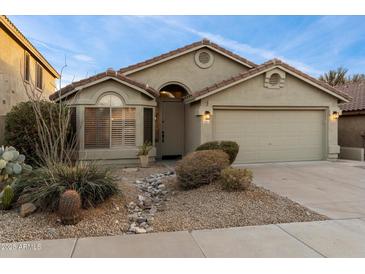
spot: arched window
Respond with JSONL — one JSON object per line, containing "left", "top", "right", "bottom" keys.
{"left": 85, "top": 93, "right": 136, "bottom": 149}
{"left": 98, "top": 94, "right": 123, "bottom": 107}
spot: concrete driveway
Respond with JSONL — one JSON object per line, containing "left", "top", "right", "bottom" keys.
{"left": 241, "top": 160, "right": 365, "bottom": 219}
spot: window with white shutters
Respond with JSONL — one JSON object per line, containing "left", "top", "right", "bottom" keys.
{"left": 84, "top": 107, "right": 136, "bottom": 149}
{"left": 111, "top": 108, "right": 136, "bottom": 147}
{"left": 84, "top": 108, "right": 110, "bottom": 149}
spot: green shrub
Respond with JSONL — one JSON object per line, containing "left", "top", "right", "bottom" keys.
{"left": 220, "top": 167, "right": 253, "bottom": 191}
{"left": 196, "top": 141, "right": 239, "bottom": 164}
{"left": 4, "top": 101, "right": 73, "bottom": 167}
{"left": 13, "top": 162, "right": 118, "bottom": 211}
{"left": 176, "top": 150, "right": 229, "bottom": 189}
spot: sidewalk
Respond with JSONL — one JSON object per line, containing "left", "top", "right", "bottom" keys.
{"left": 1, "top": 218, "right": 365, "bottom": 258}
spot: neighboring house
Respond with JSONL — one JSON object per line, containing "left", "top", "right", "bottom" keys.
{"left": 0, "top": 15, "right": 59, "bottom": 143}
{"left": 50, "top": 39, "right": 350, "bottom": 165}
{"left": 338, "top": 81, "right": 365, "bottom": 161}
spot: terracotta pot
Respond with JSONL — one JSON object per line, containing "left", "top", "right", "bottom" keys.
{"left": 139, "top": 155, "right": 149, "bottom": 168}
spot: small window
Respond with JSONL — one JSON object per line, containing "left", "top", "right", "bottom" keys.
{"left": 35, "top": 62, "right": 43, "bottom": 90}
{"left": 24, "top": 52, "right": 30, "bottom": 82}
{"left": 144, "top": 108, "right": 153, "bottom": 144}
{"left": 68, "top": 107, "right": 78, "bottom": 148}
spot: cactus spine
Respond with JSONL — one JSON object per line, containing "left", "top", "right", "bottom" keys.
{"left": 58, "top": 190, "right": 81, "bottom": 225}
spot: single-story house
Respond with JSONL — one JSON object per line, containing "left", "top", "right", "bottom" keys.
{"left": 50, "top": 39, "right": 351, "bottom": 165}
{"left": 338, "top": 81, "right": 365, "bottom": 161}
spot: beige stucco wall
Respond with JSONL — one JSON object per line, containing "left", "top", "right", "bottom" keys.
{"left": 338, "top": 114, "right": 365, "bottom": 148}
{"left": 127, "top": 48, "right": 249, "bottom": 93}
{"left": 184, "top": 101, "right": 202, "bottom": 153}
{"left": 67, "top": 79, "right": 157, "bottom": 164}
{"left": 194, "top": 71, "right": 341, "bottom": 159}
{"left": 0, "top": 27, "right": 56, "bottom": 116}
{"left": 0, "top": 26, "right": 57, "bottom": 144}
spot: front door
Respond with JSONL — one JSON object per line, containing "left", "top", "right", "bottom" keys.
{"left": 159, "top": 100, "right": 184, "bottom": 158}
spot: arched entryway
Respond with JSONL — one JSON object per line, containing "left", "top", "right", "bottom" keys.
{"left": 156, "top": 83, "right": 189, "bottom": 159}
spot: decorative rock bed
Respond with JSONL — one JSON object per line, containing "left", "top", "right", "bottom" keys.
{"left": 127, "top": 171, "right": 175, "bottom": 234}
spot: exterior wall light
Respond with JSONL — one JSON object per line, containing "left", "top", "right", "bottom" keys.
{"left": 330, "top": 111, "right": 340, "bottom": 121}
{"left": 203, "top": 111, "right": 211, "bottom": 122}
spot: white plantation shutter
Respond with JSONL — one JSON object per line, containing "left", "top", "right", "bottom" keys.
{"left": 111, "top": 108, "right": 136, "bottom": 147}
{"left": 84, "top": 107, "right": 136, "bottom": 149}
{"left": 84, "top": 108, "right": 110, "bottom": 148}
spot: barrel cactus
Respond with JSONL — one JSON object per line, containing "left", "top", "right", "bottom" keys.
{"left": 1, "top": 185, "right": 14, "bottom": 210}
{"left": 58, "top": 190, "right": 82, "bottom": 225}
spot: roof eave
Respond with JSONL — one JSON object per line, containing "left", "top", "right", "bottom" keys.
{"left": 186, "top": 63, "right": 351, "bottom": 104}
{"left": 120, "top": 40, "right": 256, "bottom": 76}
{"left": 50, "top": 76, "right": 157, "bottom": 102}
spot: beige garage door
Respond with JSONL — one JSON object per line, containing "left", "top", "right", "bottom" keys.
{"left": 213, "top": 109, "right": 325, "bottom": 163}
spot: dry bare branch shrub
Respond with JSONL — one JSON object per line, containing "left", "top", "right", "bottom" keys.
{"left": 20, "top": 61, "right": 78, "bottom": 167}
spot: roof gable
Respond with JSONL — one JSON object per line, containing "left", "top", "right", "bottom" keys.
{"left": 118, "top": 39, "right": 257, "bottom": 75}
{"left": 186, "top": 59, "right": 351, "bottom": 103}
{"left": 50, "top": 69, "right": 158, "bottom": 101}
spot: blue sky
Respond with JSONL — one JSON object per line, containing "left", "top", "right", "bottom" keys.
{"left": 8, "top": 16, "right": 365, "bottom": 87}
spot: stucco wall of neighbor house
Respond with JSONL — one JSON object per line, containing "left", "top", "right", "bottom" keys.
{"left": 67, "top": 79, "right": 157, "bottom": 163}
{"left": 338, "top": 114, "right": 365, "bottom": 148}
{"left": 126, "top": 48, "right": 249, "bottom": 93}
{"left": 184, "top": 101, "right": 202, "bottom": 153}
{"left": 0, "top": 26, "right": 57, "bottom": 144}
{"left": 196, "top": 71, "right": 341, "bottom": 160}
{"left": 0, "top": 27, "right": 56, "bottom": 116}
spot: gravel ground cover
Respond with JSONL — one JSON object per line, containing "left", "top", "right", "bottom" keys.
{"left": 0, "top": 163, "right": 328, "bottom": 243}
{"left": 153, "top": 177, "right": 328, "bottom": 232}
{"left": 0, "top": 164, "right": 169, "bottom": 243}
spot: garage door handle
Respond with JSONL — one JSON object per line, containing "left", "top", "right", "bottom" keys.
{"left": 162, "top": 131, "right": 165, "bottom": 143}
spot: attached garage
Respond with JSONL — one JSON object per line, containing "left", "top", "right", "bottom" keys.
{"left": 213, "top": 108, "right": 326, "bottom": 163}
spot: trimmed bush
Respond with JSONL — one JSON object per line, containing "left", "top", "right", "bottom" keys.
{"left": 220, "top": 167, "right": 253, "bottom": 191}
{"left": 176, "top": 150, "right": 229, "bottom": 189}
{"left": 196, "top": 141, "right": 239, "bottom": 164}
{"left": 13, "top": 162, "right": 118, "bottom": 211}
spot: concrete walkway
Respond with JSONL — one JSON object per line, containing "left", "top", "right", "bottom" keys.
{"left": 2, "top": 218, "right": 365, "bottom": 258}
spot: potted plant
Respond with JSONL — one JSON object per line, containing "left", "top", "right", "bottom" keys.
{"left": 137, "top": 142, "right": 152, "bottom": 168}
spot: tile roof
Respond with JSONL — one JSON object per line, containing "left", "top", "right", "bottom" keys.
{"left": 49, "top": 69, "right": 158, "bottom": 101}
{"left": 190, "top": 59, "right": 352, "bottom": 102}
{"left": 338, "top": 81, "right": 365, "bottom": 112}
{"left": 118, "top": 39, "right": 257, "bottom": 74}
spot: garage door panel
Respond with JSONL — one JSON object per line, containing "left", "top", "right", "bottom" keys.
{"left": 213, "top": 109, "right": 325, "bottom": 163}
